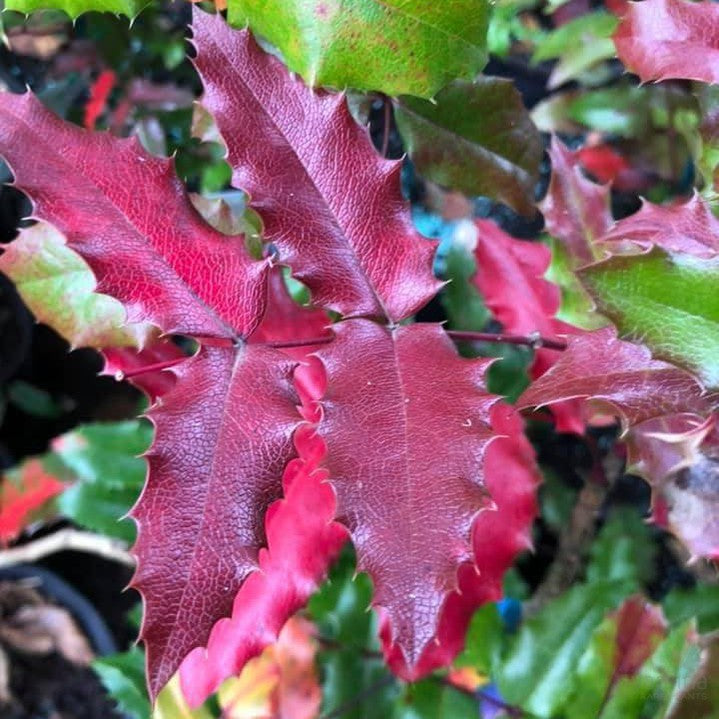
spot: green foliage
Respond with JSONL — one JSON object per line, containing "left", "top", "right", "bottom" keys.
{"left": 580, "top": 248, "right": 719, "bottom": 387}
{"left": 496, "top": 581, "right": 629, "bottom": 716}
{"left": 308, "top": 549, "right": 399, "bottom": 719}
{"left": 94, "top": 647, "right": 150, "bottom": 719}
{"left": 227, "top": 0, "right": 489, "bottom": 97}
{"left": 663, "top": 584, "right": 719, "bottom": 634}
{"left": 587, "top": 507, "right": 657, "bottom": 589}
{"left": 5, "top": 0, "right": 147, "bottom": 19}
{"left": 394, "top": 77, "right": 542, "bottom": 215}
{"left": 55, "top": 421, "right": 151, "bottom": 542}
{"left": 532, "top": 12, "right": 617, "bottom": 87}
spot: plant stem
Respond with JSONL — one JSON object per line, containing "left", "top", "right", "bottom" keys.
{"left": 113, "top": 356, "right": 187, "bottom": 381}
{"left": 446, "top": 330, "right": 567, "bottom": 351}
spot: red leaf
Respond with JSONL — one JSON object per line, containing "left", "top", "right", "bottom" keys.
{"left": 0, "top": 91, "right": 268, "bottom": 339}
{"left": 178, "top": 379, "right": 346, "bottom": 706}
{"left": 84, "top": 69, "right": 116, "bottom": 131}
{"left": 191, "top": 10, "right": 440, "bottom": 323}
{"left": 598, "top": 193, "right": 719, "bottom": 259}
{"left": 384, "top": 403, "right": 540, "bottom": 678}
{"left": 1, "top": 460, "right": 65, "bottom": 544}
{"left": 576, "top": 145, "right": 630, "bottom": 185}
{"left": 611, "top": 597, "right": 666, "bottom": 678}
{"left": 316, "top": 319, "right": 498, "bottom": 667}
{"left": 518, "top": 328, "right": 711, "bottom": 428}
{"left": 540, "top": 137, "right": 612, "bottom": 266}
{"left": 613, "top": 0, "right": 719, "bottom": 84}
{"left": 473, "top": 218, "right": 585, "bottom": 433}
{"left": 102, "top": 339, "right": 186, "bottom": 401}
{"left": 132, "top": 344, "right": 303, "bottom": 698}
{"left": 629, "top": 414, "right": 719, "bottom": 560}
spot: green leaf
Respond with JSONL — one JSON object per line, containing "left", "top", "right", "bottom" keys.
{"left": 600, "top": 621, "right": 697, "bottom": 719}
{"left": 438, "top": 229, "right": 490, "bottom": 333}
{"left": 394, "top": 679, "right": 477, "bottom": 719}
{"left": 94, "top": 647, "right": 150, "bottom": 719}
{"left": 308, "top": 548, "right": 399, "bottom": 719}
{"left": 579, "top": 248, "right": 719, "bottom": 388}
{"left": 7, "top": 380, "right": 63, "bottom": 419}
{"left": 663, "top": 584, "right": 719, "bottom": 633}
{"left": 532, "top": 12, "right": 617, "bottom": 89}
{"left": 496, "top": 581, "right": 629, "bottom": 717}
{"left": 5, "top": 0, "right": 147, "bottom": 19}
{"left": 0, "top": 222, "right": 150, "bottom": 350}
{"left": 55, "top": 421, "right": 151, "bottom": 543}
{"left": 545, "top": 236, "right": 609, "bottom": 330}
{"left": 454, "top": 603, "right": 504, "bottom": 675}
{"left": 586, "top": 507, "right": 657, "bottom": 589}
{"left": 568, "top": 85, "right": 651, "bottom": 139}
{"left": 394, "top": 77, "right": 542, "bottom": 215}
{"left": 227, "top": 0, "right": 489, "bottom": 98}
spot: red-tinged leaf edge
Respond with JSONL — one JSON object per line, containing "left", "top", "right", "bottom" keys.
{"left": 383, "top": 402, "right": 541, "bottom": 678}
{"left": 613, "top": 0, "right": 719, "bottom": 85}
{"left": 316, "top": 319, "right": 500, "bottom": 669}
{"left": 130, "top": 343, "right": 304, "bottom": 699}
{"left": 518, "top": 328, "right": 712, "bottom": 431}
{"left": 178, "top": 358, "right": 346, "bottom": 706}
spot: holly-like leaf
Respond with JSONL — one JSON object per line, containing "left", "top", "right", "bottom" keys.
{"left": 388, "top": 403, "right": 540, "bottom": 679}
{"left": 5, "top": 0, "right": 148, "bottom": 19}
{"left": 0, "top": 459, "right": 65, "bottom": 544}
{"left": 393, "top": 77, "right": 542, "bottom": 216}
{"left": 316, "top": 319, "right": 498, "bottom": 668}
{"left": 226, "top": 0, "right": 489, "bottom": 98}
{"left": 472, "top": 218, "right": 585, "bottom": 433}
{"left": 0, "top": 221, "right": 152, "bottom": 349}
{"left": 178, "top": 421, "right": 346, "bottom": 706}
{"left": 598, "top": 194, "right": 719, "bottom": 258}
{"left": 54, "top": 421, "right": 151, "bottom": 544}
{"left": 613, "top": 0, "right": 719, "bottom": 85}
{"left": 541, "top": 137, "right": 612, "bottom": 266}
{"left": 518, "top": 328, "right": 711, "bottom": 428}
{"left": 134, "top": 343, "right": 303, "bottom": 699}
{"left": 192, "top": 10, "right": 440, "bottom": 324}
{"left": 0, "top": 90, "right": 268, "bottom": 340}
{"left": 580, "top": 247, "right": 719, "bottom": 387}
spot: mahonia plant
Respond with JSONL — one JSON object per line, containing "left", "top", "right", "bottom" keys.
{"left": 1, "top": 0, "right": 719, "bottom": 709}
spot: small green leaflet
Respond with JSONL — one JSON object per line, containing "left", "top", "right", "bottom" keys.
{"left": 5, "top": 0, "right": 147, "bottom": 18}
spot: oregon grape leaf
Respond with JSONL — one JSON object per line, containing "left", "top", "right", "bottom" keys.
{"left": 316, "top": 319, "right": 499, "bottom": 668}
{"left": 393, "top": 77, "right": 542, "bottom": 216}
{"left": 192, "top": 10, "right": 440, "bottom": 324}
{"left": 518, "top": 328, "right": 711, "bottom": 428}
{"left": 613, "top": 0, "right": 719, "bottom": 84}
{"left": 226, "top": 0, "right": 489, "bottom": 98}
{"left": 0, "top": 90, "right": 268, "bottom": 340}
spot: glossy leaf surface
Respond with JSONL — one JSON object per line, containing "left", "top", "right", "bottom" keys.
{"left": 394, "top": 77, "right": 542, "bottom": 216}
{"left": 0, "top": 90, "right": 267, "bottom": 339}
{"left": 580, "top": 248, "right": 719, "bottom": 387}
{"left": 518, "top": 328, "right": 711, "bottom": 427}
{"left": 226, "top": 0, "right": 489, "bottom": 97}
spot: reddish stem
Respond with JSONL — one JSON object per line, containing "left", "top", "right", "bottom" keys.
{"left": 114, "top": 356, "right": 186, "bottom": 381}
{"left": 446, "top": 330, "right": 567, "bottom": 351}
